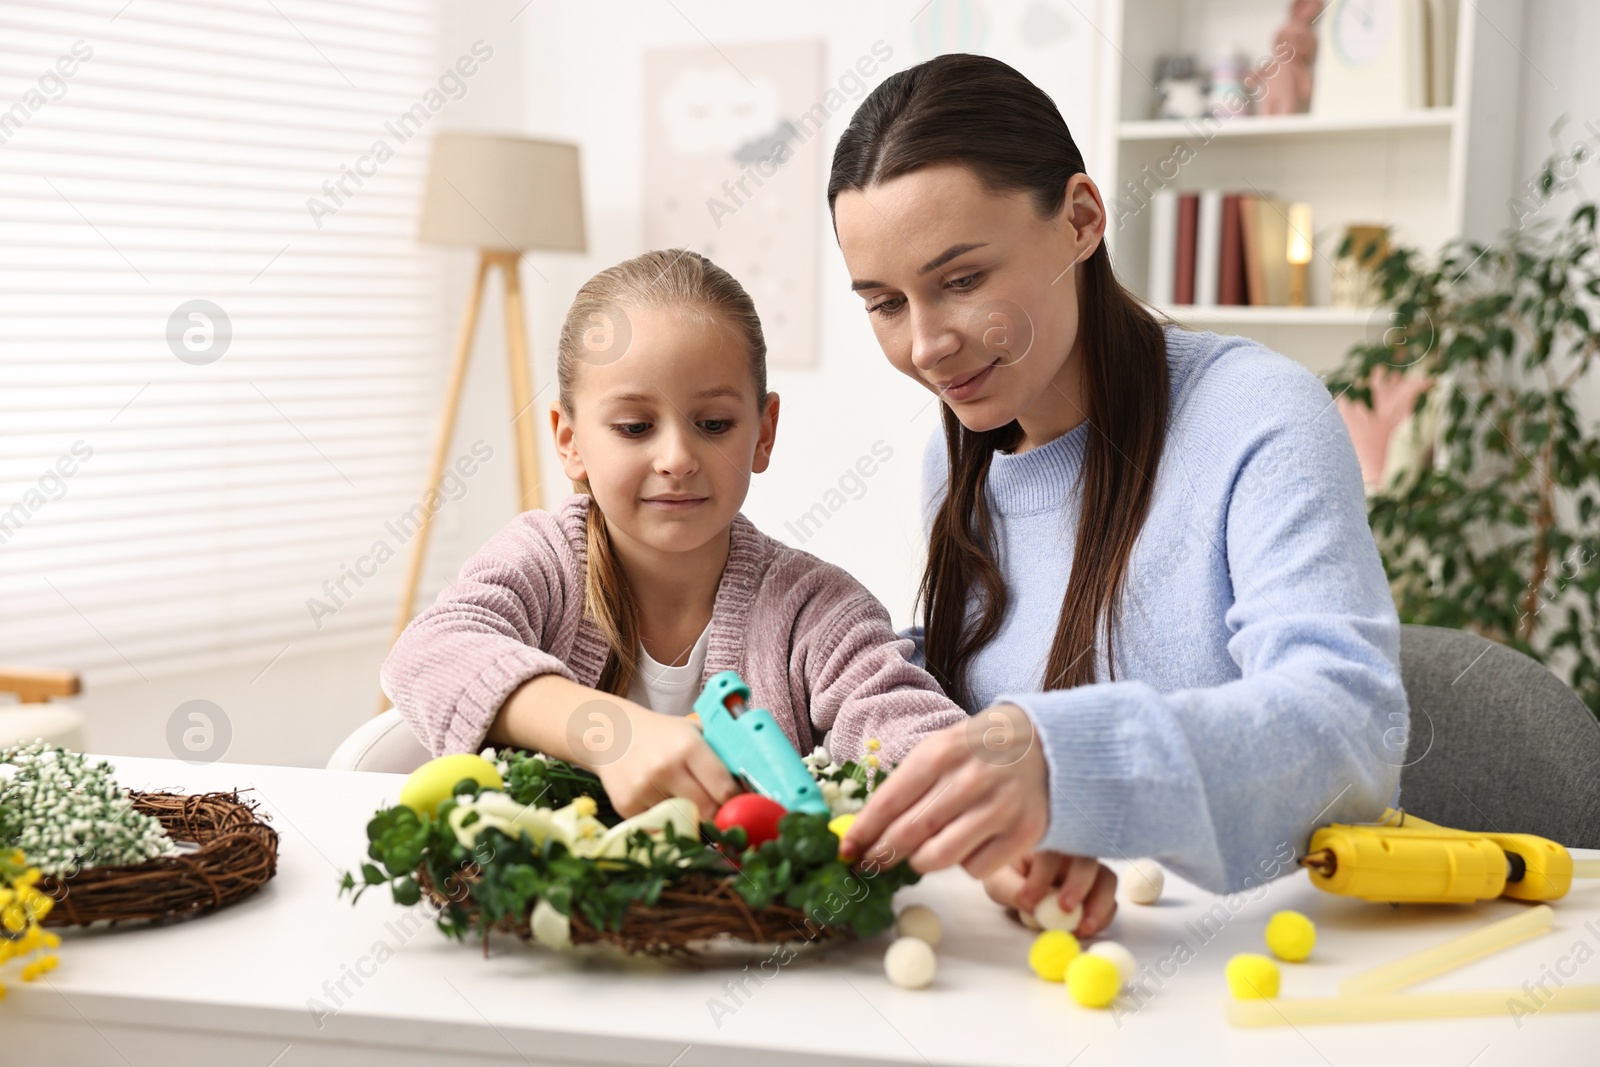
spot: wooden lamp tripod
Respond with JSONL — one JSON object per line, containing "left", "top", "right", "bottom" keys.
{"left": 380, "top": 133, "right": 586, "bottom": 713}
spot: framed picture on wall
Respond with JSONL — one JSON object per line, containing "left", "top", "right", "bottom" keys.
{"left": 1310, "top": 0, "right": 1429, "bottom": 117}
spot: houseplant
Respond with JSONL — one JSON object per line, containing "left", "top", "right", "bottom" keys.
{"left": 1329, "top": 149, "right": 1600, "bottom": 715}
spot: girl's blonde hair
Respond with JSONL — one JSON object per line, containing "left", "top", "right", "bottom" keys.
{"left": 556, "top": 249, "right": 768, "bottom": 694}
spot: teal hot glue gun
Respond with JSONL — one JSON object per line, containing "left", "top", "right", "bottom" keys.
{"left": 692, "top": 670, "right": 830, "bottom": 815}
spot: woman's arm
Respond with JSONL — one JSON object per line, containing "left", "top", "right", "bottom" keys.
{"left": 847, "top": 366, "right": 1407, "bottom": 895}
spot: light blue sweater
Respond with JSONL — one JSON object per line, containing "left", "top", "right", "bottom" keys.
{"left": 914, "top": 326, "right": 1408, "bottom": 894}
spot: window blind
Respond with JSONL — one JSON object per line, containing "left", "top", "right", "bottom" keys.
{"left": 0, "top": 0, "right": 444, "bottom": 685}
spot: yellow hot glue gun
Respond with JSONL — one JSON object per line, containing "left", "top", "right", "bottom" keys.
{"left": 1301, "top": 809, "right": 1600, "bottom": 904}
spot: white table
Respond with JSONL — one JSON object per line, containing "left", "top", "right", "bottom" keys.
{"left": 4, "top": 755, "right": 1597, "bottom": 1066}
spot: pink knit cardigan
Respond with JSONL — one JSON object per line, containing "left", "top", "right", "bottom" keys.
{"left": 381, "top": 494, "right": 966, "bottom": 767}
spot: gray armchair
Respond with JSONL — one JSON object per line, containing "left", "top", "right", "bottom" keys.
{"left": 1397, "top": 624, "right": 1600, "bottom": 849}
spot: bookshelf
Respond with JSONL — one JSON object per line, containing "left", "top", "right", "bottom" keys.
{"left": 1094, "top": 0, "right": 1526, "bottom": 374}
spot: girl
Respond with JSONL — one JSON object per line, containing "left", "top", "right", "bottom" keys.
{"left": 829, "top": 54, "right": 1408, "bottom": 935}
{"left": 381, "top": 249, "right": 966, "bottom": 823}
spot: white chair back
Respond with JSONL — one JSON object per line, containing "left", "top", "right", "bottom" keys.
{"left": 326, "top": 707, "right": 432, "bottom": 774}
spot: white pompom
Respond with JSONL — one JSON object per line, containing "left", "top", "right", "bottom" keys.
{"left": 1087, "top": 940, "right": 1138, "bottom": 986}
{"left": 1124, "top": 859, "right": 1164, "bottom": 905}
{"left": 1018, "top": 908, "right": 1043, "bottom": 931}
{"left": 1033, "top": 894, "right": 1083, "bottom": 932}
{"left": 896, "top": 904, "right": 943, "bottom": 947}
{"left": 884, "top": 936, "right": 937, "bottom": 989}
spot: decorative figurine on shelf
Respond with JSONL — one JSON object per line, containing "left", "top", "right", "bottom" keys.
{"left": 1251, "top": 0, "right": 1323, "bottom": 115}
{"left": 1207, "top": 54, "right": 1250, "bottom": 118}
{"left": 1154, "top": 54, "right": 1207, "bottom": 120}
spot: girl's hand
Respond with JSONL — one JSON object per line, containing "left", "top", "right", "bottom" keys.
{"left": 590, "top": 705, "right": 739, "bottom": 821}
{"left": 983, "top": 851, "right": 1119, "bottom": 938}
{"left": 841, "top": 703, "right": 1048, "bottom": 878}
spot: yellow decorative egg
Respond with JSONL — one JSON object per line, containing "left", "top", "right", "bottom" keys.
{"left": 1225, "top": 953, "right": 1281, "bottom": 999}
{"left": 399, "top": 753, "right": 503, "bottom": 816}
{"left": 1066, "top": 953, "right": 1120, "bottom": 1008}
{"left": 1264, "top": 910, "right": 1316, "bottom": 962}
{"left": 1027, "top": 929, "right": 1081, "bottom": 982}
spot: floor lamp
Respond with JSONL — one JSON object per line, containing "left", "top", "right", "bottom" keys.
{"left": 380, "top": 133, "right": 587, "bottom": 713}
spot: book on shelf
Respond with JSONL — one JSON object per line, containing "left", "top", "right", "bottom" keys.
{"left": 1174, "top": 192, "right": 1198, "bottom": 305}
{"left": 1147, "top": 190, "right": 1177, "bottom": 306}
{"left": 1149, "top": 188, "right": 1291, "bottom": 308}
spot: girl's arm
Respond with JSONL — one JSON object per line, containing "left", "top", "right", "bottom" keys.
{"left": 381, "top": 506, "right": 737, "bottom": 816}
{"left": 380, "top": 510, "right": 583, "bottom": 757}
{"left": 781, "top": 565, "right": 968, "bottom": 766}
{"left": 491, "top": 673, "right": 737, "bottom": 818}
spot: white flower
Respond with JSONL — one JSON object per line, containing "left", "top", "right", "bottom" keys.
{"left": 531, "top": 898, "right": 571, "bottom": 949}
{"left": 446, "top": 792, "right": 698, "bottom": 865}
{"left": 0, "top": 741, "right": 175, "bottom": 876}
{"left": 819, "top": 780, "right": 865, "bottom": 816}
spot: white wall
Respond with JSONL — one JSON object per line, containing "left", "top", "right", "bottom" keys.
{"left": 509, "top": 0, "right": 1101, "bottom": 630}
{"left": 1513, "top": 0, "right": 1600, "bottom": 423}
{"left": 45, "top": 1, "right": 1595, "bottom": 768}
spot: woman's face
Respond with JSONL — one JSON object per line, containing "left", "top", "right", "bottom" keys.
{"left": 834, "top": 163, "right": 1104, "bottom": 442}
{"left": 552, "top": 304, "right": 778, "bottom": 559}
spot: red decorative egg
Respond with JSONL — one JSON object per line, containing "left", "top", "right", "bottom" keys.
{"left": 714, "top": 793, "right": 787, "bottom": 848}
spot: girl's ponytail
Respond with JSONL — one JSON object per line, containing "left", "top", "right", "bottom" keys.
{"left": 585, "top": 501, "right": 641, "bottom": 695}
{"left": 556, "top": 249, "right": 767, "bottom": 695}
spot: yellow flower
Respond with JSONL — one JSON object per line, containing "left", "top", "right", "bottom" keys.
{"left": 1, "top": 848, "right": 64, "bottom": 990}
{"left": 865, "top": 738, "right": 881, "bottom": 752}
{"left": 865, "top": 754, "right": 880, "bottom": 769}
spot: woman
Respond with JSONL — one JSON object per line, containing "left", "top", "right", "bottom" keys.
{"left": 830, "top": 54, "right": 1407, "bottom": 936}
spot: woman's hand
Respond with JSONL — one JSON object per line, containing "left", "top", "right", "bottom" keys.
{"left": 590, "top": 705, "right": 739, "bottom": 821}
{"left": 983, "top": 851, "right": 1119, "bottom": 938}
{"left": 841, "top": 703, "right": 1048, "bottom": 878}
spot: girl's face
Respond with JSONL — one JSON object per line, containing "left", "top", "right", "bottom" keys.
{"left": 552, "top": 304, "right": 778, "bottom": 559}
{"left": 833, "top": 163, "right": 1105, "bottom": 443}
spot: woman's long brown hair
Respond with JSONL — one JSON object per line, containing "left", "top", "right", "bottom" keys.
{"left": 555, "top": 249, "right": 768, "bottom": 695}
{"left": 827, "top": 54, "right": 1170, "bottom": 708}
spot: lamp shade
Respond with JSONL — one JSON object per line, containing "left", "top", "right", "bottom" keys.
{"left": 418, "top": 133, "right": 586, "bottom": 252}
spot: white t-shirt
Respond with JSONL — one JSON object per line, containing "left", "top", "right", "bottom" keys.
{"left": 626, "top": 622, "right": 712, "bottom": 716}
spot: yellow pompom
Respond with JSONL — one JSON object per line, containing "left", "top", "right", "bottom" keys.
{"left": 1226, "top": 953, "right": 1281, "bottom": 999}
{"left": 1066, "top": 953, "right": 1120, "bottom": 1008}
{"left": 1027, "top": 929, "right": 1081, "bottom": 982}
{"left": 1265, "top": 910, "right": 1316, "bottom": 962}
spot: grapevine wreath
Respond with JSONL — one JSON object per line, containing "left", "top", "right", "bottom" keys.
{"left": 0, "top": 741, "right": 279, "bottom": 931}
{"left": 340, "top": 742, "right": 921, "bottom": 961}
